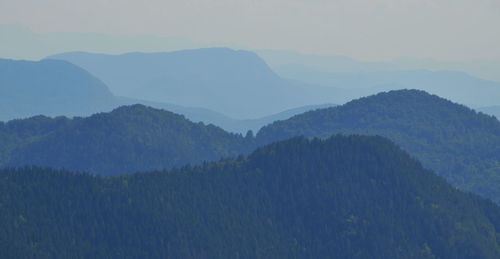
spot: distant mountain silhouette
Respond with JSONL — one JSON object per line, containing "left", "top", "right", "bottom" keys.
{"left": 257, "top": 89, "right": 500, "bottom": 203}
{"left": 1, "top": 105, "right": 256, "bottom": 176}
{"left": 0, "top": 58, "right": 238, "bottom": 123}
{"left": 257, "top": 49, "right": 500, "bottom": 87}
{"left": 2, "top": 136, "right": 500, "bottom": 258}
{"left": 215, "top": 103, "right": 337, "bottom": 134}
{"left": 0, "top": 57, "right": 327, "bottom": 133}
{"left": 271, "top": 63, "right": 500, "bottom": 107}
{"left": 0, "top": 58, "right": 117, "bottom": 120}
{"left": 47, "top": 48, "right": 346, "bottom": 118}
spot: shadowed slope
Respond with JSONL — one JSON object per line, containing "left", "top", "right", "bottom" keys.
{"left": 2, "top": 105, "right": 256, "bottom": 176}
{"left": 1, "top": 135, "right": 500, "bottom": 258}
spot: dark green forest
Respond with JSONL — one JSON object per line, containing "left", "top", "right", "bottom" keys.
{"left": 0, "top": 89, "right": 499, "bottom": 205}
{"left": 1, "top": 136, "right": 500, "bottom": 258}
{"left": 257, "top": 89, "right": 500, "bottom": 203}
{"left": 0, "top": 105, "right": 255, "bottom": 176}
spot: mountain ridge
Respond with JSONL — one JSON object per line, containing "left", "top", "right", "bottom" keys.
{"left": 47, "top": 48, "right": 347, "bottom": 118}
{"left": 257, "top": 89, "right": 500, "bottom": 203}
{"left": 1, "top": 89, "right": 499, "bottom": 204}
{"left": 1, "top": 104, "right": 256, "bottom": 176}
{"left": 1, "top": 135, "right": 500, "bottom": 258}
{"left": 0, "top": 57, "right": 333, "bottom": 133}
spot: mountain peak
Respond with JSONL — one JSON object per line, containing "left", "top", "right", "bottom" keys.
{"left": 257, "top": 89, "right": 500, "bottom": 203}
{"left": 3, "top": 104, "right": 255, "bottom": 176}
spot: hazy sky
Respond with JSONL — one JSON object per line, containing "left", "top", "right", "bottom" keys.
{"left": 1, "top": 0, "right": 500, "bottom": 61}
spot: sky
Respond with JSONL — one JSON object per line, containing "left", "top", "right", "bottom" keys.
{"left": 1, "top": 0, "right": 500, "bottom": 61}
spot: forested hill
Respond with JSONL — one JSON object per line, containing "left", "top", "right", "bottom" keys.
{"left": 0, "top": 115, "right": 72, "bottom": 165}
{"left": 257, "top": 89, "right": 500, "bottom": 203}
{"left": 3, "top": 88, "right": 500, "bottom": 204}
{"left": 1, "top": 135, "right": 500, "bottom": 258}
{"left": 1, "top": 105, "right": 256, "bottom": 176}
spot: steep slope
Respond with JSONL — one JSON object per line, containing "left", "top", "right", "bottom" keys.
{"left": 47, "top": 48, "right": 345, "bottom": 118}
{"left": 2, "top": 105, "right": 256, "bottom": 176}
{"left": 257, "top": 90, "right": 500, "bottom": 203}
{"left": 1, "top": 136, "right": 500, "bottom": 258}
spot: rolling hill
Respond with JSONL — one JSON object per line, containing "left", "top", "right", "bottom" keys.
{"left": 2, "top": 85, "right": 499, "bottom": 204}
{"left": 257, "top": 89, "right": 500, "bottom": 203}
{"left": 1, "top": 105, "right": 256, "bottom": 176}
{"left": 0, "top": 102, "right": 339, "bottom": 176}
{"left": 2, "top": 135, "right": 500, "bottom": 258}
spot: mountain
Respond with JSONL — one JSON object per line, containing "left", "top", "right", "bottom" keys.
{"left": 0, "top": 58, "right": 117, "bottom": 120}
{"left": 0, "top": 101, "right": 340, "bottom": 176}
{"left": 256, "top": 49, "right": 500, "bottom": 86}
{"left": 479, "top": 106, "right": 500, "bottom": 121}
{"left": 3, "top": 85, "right": 498, "bottom": 203}
{"left": 217, "top": 103, "right": 337, "bottom": 134}
{"left": 0, "top": 24, "right": 204, "bottom": 61}
{"left": 256, "top": 50, "right": 500, "bottom": 107}
{"left": 116, "top": 101, "right": 336, "bottom": 134}
{"left": 0, "top": 57, "right": 315, "bottom": 134}
{"left": 271, "top": 64, "right": 500, "bottom": 107}
{"left": 0, "top": 105, "right": 256, "bottom": 176}
{"left": 257, "top": 90, "right": 500, "bottom": 203}
{"left": 1, "top": 135, "right": 500, "bottom": 258}
{"left": 0, "top": 58, "right": 230, "bottom": 123}
{"left": 47, "top": 48, "right": 346, "bottom": 118}
{"left": 2, "top": 88, "right": 499, "bottom": 203}
{"left": 256, "top": 49, "right": 384, "bottom": 74}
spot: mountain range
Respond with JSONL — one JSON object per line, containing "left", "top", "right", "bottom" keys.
{"left": 48, "top": 48, "right": 500, "bottom": 117}
{"left": 3, "top": 22, "right": 500, "bottom": 259}
{"left": 1, "top": 89, "right": 499, "bottom": 204}
{"left": 0, "top": 105, "right": 256, "bottom": 176}
{"left": 47, "top": 48, "right": 346, "bottom": 119}
{"left": 0, "top": 57, "right": 333, "bottom": 134}
{"left": 2, "top": 135, "right": 500, "bottom": 258}
{"left": 257, "top": 49, "right": 500, "bottom": 86}
{"left": 269, "top": 63, "right": 500, "bottom": 108}
{"left": 257, "top": 89, "right": 500, "bottom": 203}
{"left": 3, "top": 24, "right": 500, "bottom": 84}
